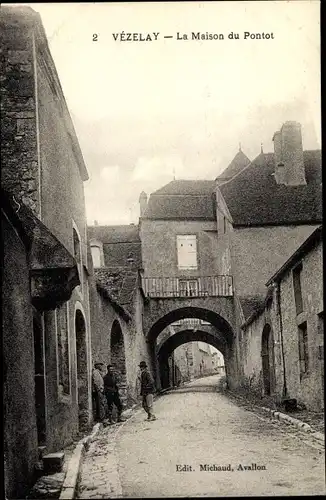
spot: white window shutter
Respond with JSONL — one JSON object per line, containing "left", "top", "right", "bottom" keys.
{"left": 177, "top": 235, "right": 198, "bottom": 269}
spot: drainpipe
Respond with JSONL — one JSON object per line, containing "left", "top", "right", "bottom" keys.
{"left": 275, "top": 282, "right": 288, "bottom": 399}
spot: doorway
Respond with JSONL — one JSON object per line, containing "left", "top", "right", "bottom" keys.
{"left": 261, "top": 324, "right": 275, "bottom": 396}
{"left": 75, "top": 309, "right": 89, "bottom": 431}
{"left": 33, "top": 317, "right": 46, "bottom": 445}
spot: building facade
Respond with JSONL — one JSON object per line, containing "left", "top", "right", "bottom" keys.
{"left": 1, "top": 7, "right": 93, "bottom": 498}
{"left": 241, "top": 227, "right": 323, "bottom": 410}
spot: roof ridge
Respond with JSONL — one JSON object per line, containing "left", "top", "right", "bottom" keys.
{"left": 218, "top": 152, "right": 263, "bottom": 186}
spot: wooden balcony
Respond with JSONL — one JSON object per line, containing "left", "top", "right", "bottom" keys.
{"left": 141, "top": 275, "right": 233, "bottom": 298}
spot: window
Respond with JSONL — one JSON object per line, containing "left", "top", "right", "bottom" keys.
{"left": 298, "top": 321, "right": 308, "bottom": 379}
{"left": 318, "top": 312, "right": 324, "bottom": 337}
{"left": 91, "top": 245, "right": 101, "bottom": 268}
{"left": 223, "top": 216, "right": 227, "bottom": 234}
{"left": 177, "top": 235, "right": 198, "bottom": 270}
{"left": 73, "top": 227, "right": 82, "bottom": 295}
{"left": 292, "top": 263, "right": 303, "bottom": 315}
{"left": 56, "top": 303, "right": 70, "bottom": 396}
{"left": 179, "top": 279, "right": 199, "bottom": 297}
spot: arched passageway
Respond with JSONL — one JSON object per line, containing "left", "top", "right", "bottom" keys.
{"left": 147, "top": 307, "right": 235, "bottom": 390}
{"left": 110, "top": 320, "right": 128, "bottom": 406}
{"left": 261, "top": 324, "right": 275, "bottom": 396}
{"left": 158, "top": 328, "right": 226, "bottom": 389}
{"left": 75, "top": 309, "right": 89, "bottom": 431}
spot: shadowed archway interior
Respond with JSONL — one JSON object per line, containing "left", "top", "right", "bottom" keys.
{"left": 75, "top": 309, "right": 89, "bottom": 431}
{"left": 147, "top": 307, "right": 234, "bottom": 390}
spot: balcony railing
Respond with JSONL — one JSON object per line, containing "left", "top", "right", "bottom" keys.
{"left": 141, "top": 275, "right": 233, "bottom": 298}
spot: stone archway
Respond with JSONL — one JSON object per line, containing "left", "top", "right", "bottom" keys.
{"left": 147, "top": 307, "right": 235, "bottom": 389}
{"left": 110, "top": 320, "right": 128, "bottom": 407}
{"left": 158, "top": 328, "right": 227, "bottom": 389}
{"left": 261, "top": 324, "right": 275, "bottom": 396}
{"left": 75, "top": 309, "right": 89, "bottom": 431}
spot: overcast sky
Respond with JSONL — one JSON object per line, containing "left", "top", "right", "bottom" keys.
{"left": 15, "top": 2, "right": 321, "bottom": 224}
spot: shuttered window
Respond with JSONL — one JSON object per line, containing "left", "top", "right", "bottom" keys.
{"left": 177, "top": 235, "right": 198, "bottom": 270}
{"left": 91, "top": 246, "right": 101, "bottom": 268}
{"left": 298, "top": 321, "right": 309, "bottom": 379}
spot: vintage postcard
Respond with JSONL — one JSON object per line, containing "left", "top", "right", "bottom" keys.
{"left": 1, "top": 1, "right": 323, "bottom": 499}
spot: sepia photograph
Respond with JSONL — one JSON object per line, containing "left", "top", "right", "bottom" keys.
{"left": 1, "top": 1, "right": 324, "bottom": 498}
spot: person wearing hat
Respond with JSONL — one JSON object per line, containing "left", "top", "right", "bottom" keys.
{"left": 139, "top": 361, "right": 156, "bottom": 421}
{"left": 92, "top": 362, "right": 106, "bottom": 423}
{"left": 103, "top": 364, "right": 124, "bottom": 424}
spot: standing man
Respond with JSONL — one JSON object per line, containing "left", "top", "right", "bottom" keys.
{"left": 139, "top": 361, "right": 156, "bottom": 421}
{"left": 92, "top": 362, "right": 106, "bottom": 423}
{"left": 103, "top": 364, "right": 124, "bottom": 424}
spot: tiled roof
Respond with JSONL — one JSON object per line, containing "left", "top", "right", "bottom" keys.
{"left": 153, "top": 180, "right": 215, "bottom": 195}
{"left": 88, "top": 225, "right": 140, "bottom": 243}
{"left": 95, "top": 267, "right": 138, "bottom": 314}
{"left": 219, "top": 150, "right": 322, "bottom": 227}
{"left": 217, "top": 150, "right": 251, "bottom": 182}
{"left": 239, "top": 296, "right": 266, "bottom": 321}
{"left": 103, "top": 242, "right": 142, "bottom": 269}
{"left": 143, "top": 180, "right": 216, "bottom": 220}
{"left": 240, "top": 287, "right": 274, "bottom": 328}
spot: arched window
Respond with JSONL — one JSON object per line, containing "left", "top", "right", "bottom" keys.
{"left": 73, "top": 227, "right": 82, "bottom": 295}
{"left": 91, "top": 245, "right": 101, "bottom": 268}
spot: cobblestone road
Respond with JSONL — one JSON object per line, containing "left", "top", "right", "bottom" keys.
{"left": 77, "top": 375, "right": 325, "bottom": 498}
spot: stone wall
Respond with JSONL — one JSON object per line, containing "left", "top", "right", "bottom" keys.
{"left": 241, "top": 237, "right": 323, "bottom": 410}
{"left": 89, "top": 278, "right": 153, "bottom": 408}
{"left": 279, "top": 240, "right": 323, "bottom": 409}
{"left": 140, "top": 219, "right": 220, "bottom": 278}
{"left": 0, "top": 9, "right": 40, "bottom": 214}
{"left": 2, "top": 208, "right": 39, "bottom": 499}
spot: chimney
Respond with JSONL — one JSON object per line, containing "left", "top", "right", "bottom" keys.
{"left": 272, "top": 121, "right": 306, "bottom": 186}
{"left": 94, "top": 220, "right": 99, "bottom": 226}
{"left": 272, "top": 131, "right": 285, "bottom": 184}
{"left": 139, "top": 191, "right": 147, "bottom": 217}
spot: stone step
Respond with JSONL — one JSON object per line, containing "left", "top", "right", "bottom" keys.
{"left": 42, "top": 452, "right": 65, "bottom": 474}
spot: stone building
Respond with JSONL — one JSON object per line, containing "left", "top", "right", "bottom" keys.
{"left": 241, "top": 226, "right": 323, "bottom": 410}
{"left": 1, "top": 7, "right": 93, "bottom": 497}
{"left": 139, "top": 120, "right": 321, "bottom": 396}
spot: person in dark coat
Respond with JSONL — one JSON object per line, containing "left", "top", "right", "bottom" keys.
{"left": 103, "top": 364, "right": 124, "bottom": 423}
{"left": 139, "top": 361, "right": 156, "bottom": 421}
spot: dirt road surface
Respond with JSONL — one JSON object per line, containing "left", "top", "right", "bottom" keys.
{"left": 78, "top": 375, "right": 325, "bottom": 498}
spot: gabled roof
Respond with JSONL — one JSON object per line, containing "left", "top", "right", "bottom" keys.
{"left": 217, "top": 150, "right": 251, "bottom": 182}
{"left": 88, "top": 225, "right": 140, "bottom": 243}
{"left": 143, "top": 180, "right": 216, "bottom": 220}
{"left": 219, "top": 150, "right": 322, "bottom": 227}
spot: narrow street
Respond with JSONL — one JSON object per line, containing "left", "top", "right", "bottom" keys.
{"left": 77, "top": 375, "right": 325, "bottom": 498}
